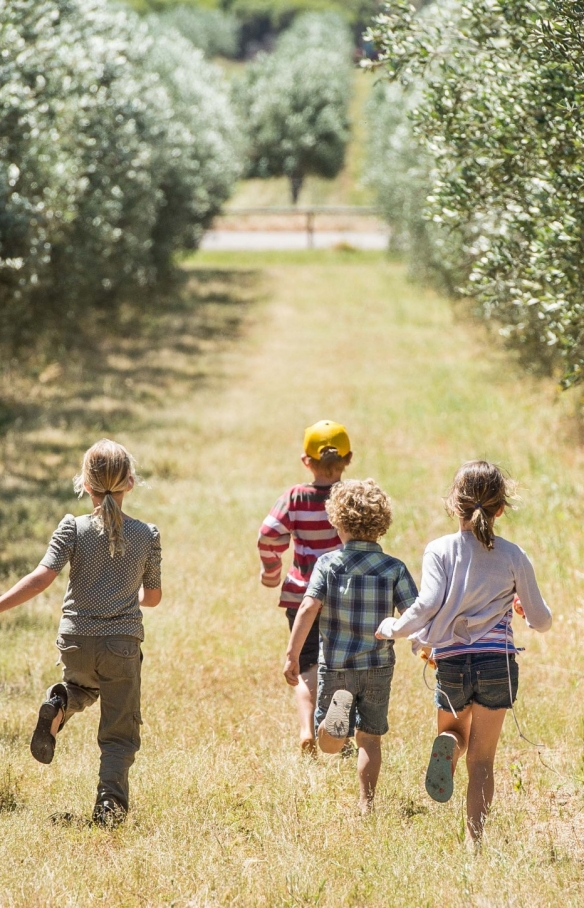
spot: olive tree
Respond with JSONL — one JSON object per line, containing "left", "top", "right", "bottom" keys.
{"left": 0, "top": 0, "right": 240, "bottom": 345}
{"left": 144, "top": 28, "right": 242, "bottom": 269}
{"left": 155, "top": 4, "right": 240, "bottom": 58}
{"left": 233, "top": 12, "right": 352, "bottom": 203}
{"left": 368, "top": 0, "right": 584, "bottom": 385}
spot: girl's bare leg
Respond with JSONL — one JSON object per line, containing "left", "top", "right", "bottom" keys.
{"left": 295, "top": 665, "right": 317, "bottom": 753}
{"left": 355, "top": 730, "right": 381, "bottom": 814}
{"left": 465, "top": 704, "right": 506, "bottom": 841}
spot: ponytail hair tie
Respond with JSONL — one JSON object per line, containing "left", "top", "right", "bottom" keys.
{"left": 103, "top": 490, "right": 113, "bottom": 495}
{"left": 473, "top": 502, "right": 484, "bottom": 511}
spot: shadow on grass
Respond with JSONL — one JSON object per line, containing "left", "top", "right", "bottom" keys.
{"left": 0, "top": 266, "right": 262, "bottom": 577}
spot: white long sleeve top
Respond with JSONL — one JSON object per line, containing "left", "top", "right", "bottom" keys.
{"left": 386, "top": 531, "right": 552, "bottom": 649}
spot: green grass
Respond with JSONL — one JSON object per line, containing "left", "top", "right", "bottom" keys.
{"left": 1, "top": 251, "right": 584, "bottom": 905}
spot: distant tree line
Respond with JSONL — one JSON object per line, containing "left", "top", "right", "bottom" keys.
{"left": 367, "top": 0, "right": 584, "bottom": 387}
{"left": 125, "top": 0, "right": 382, "bottom": 56}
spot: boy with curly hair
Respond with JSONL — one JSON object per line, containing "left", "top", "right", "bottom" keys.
{"left": 284, "top": 479, "right": 417, "bottom": 814}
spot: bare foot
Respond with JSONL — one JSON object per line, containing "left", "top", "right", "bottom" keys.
{"left": 466, "top": 833, "right": 483, "bottom": 855}
{"left": 300, "top": 737, "right": 317, "bottom": 758}
{"left": 359, "top": 798, "right": 375, "bottom": 817}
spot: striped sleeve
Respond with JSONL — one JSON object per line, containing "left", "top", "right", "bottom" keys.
{"left": 258, "top": 492, "right": 292, "bottom": 584}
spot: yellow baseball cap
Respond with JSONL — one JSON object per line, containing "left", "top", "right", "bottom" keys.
{"left": 303, "top": 420, "right": 351, "bottom": 459}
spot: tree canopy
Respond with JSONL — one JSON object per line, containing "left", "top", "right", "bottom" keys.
{"left": 233, "top": 12, "right": 353, "bottom": 203}
{"left": 0, "top": 0, "right": 239, "bottom": 346}
{"left": 368, "top": 0, "right": 584, "bottom": 385}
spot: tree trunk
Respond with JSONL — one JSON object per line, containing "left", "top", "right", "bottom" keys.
{"left": 290, "top": 172, "right": 304, "bottom": 205}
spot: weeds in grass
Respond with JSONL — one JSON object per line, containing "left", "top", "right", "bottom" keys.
{"left": 0, "top": 766, "right": 22, "bottom": 813}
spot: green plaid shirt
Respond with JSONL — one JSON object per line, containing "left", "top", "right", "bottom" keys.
{"left": 306, "top": 540, "right": 418, "bottom": 670}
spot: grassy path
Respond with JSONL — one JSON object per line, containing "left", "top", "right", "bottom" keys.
{"left": 1, "top": 251, "right": 584, "bottom": 905}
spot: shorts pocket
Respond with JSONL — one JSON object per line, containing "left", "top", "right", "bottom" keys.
{"left": 435, "top": 670, "right": 465, "bottom": 712}
{"left": 476, "top": 662, "right": 518, "bottom": 709}
{"left": 364, "top": 667, "right": 393, "bottom": 705}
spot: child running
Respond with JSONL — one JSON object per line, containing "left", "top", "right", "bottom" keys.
{"left": 376, "top": 460, "right": 552, "bottom": 843}
{"left": 284, "top": 479, "right": 418, "bottom": 813}
{"left": 258, "top": 420, "right": 352, "bottom": 754}
{"left": 0, "top": 439, "right": 161, "bottom": 827}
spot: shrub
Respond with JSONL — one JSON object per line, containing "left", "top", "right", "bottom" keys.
{"left": 0, "top": 0, "right": 240, "bottom": 348}
{"left": 233, "top": 11, "right": 352, "bottom": 203}
{"left": 368, "top": 0, "right": 584, "bottom": 385}
{"left": 144, "top": 27, "right": 242, "bottom": 267}
{"left": 365, "top": 81, "right": 465, "bottom": 293}
{"left": 156, "top": 4, "right": 240, "bottom": 58}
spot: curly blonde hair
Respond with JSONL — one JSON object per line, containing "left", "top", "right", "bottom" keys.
{"left": 326, "top": 478, "right": 392, "bottom": 542}
{"left": 444, "top": 460, "right": 518, "bottom": 550}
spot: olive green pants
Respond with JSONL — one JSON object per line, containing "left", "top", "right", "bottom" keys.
{"left": 49, "top": 634, "right": 142, "bottom": 813}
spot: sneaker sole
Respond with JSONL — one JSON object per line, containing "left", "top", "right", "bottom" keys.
{"left": 425, "top": 733, "right": 455, "bottom": 803}
{"left": 323, "top": 690, "right": 353, "bottom": 738}
{"left": 30, "top": 702, "right": 57, "bottom": 764}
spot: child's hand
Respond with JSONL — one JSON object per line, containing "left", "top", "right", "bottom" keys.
{"left": 419, "top": 646, "right": 437, "bottom": 669}
{"left": 284, "top": 656, "right": 300, "bottom": 687}
{"left": 375, "top": 617, "right": 397, "bottom": 639}
{"left": 513, "top": 595, "right": 526, "bottom": 619}
{"left": 260, "top": 569, "right": 281, "bottom": 589}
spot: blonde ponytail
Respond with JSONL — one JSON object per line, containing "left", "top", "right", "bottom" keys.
{"left": 74, "top": 439, "right": 137, "bottom": 557}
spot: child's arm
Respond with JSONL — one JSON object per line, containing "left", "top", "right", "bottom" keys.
{"left": 139, "top": 586, "right": 162, "bottom": 608}
{"left": 284, "top": 595, "right": 321, "bottom": 686}
{"left": 258, "top": 494, "right": 292, "bottom": 588}
{"left": 141, "top": 526, "right": 162, "bottom": 608}
{"left": 376, "top": 551, "right": 446, "bottom": 639}
{"left": 514, "top": 551, "right": 552, "bottom": 631}
{"left": 0, "top": 566, "right": 58, "bottom": 614}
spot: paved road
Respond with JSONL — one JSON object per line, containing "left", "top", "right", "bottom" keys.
{"left": 200, "top": 230, "right": 390, "bottom": 251}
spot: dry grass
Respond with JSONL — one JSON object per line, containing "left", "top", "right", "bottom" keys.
{"left": 1, "top": 250, "right": 584, "bottom": 905}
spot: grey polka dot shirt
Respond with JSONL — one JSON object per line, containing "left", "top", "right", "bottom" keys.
{"left": 40, "top": 514, "right": 161, "bottom": 641}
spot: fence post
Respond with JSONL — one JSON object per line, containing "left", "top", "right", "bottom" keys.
{"left": 306, "top": 210, "right": 315, "bottom": 249}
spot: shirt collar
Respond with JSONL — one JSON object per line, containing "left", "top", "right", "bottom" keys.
{"left": 342, "top": 540, "right": 382, "bottom": 552}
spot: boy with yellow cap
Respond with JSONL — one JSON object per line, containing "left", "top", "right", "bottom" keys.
{"left": 258, "top": 420, "right": 352, "bottom": 753}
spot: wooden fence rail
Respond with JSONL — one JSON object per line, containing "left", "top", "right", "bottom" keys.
{"left": 219, "top": 205, "right": 382, "bottom": 248}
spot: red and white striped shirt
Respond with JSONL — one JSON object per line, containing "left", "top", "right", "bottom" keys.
{"left": 258, "top": 483, "right": 341, "bottom": 608}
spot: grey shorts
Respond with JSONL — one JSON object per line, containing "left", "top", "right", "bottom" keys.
{"left": 434, "top": 652, "right": 519, "bottom": 713}
{"left": 314, "top": 655, "right": 395, "bottom": 737}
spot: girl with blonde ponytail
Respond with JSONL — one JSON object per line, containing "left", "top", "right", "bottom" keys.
{"left": 0, "top": 438, "right": 161, "bottom": 827}
{"left": 376, "top": 460, "right": 552, "bottom": 844}
{"left": 74, "top": 438, "right": 136, "bottom": 557}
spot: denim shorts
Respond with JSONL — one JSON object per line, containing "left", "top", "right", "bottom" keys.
{"left": 314, "top": 655, "right": 395, "bottom": 737}
{"left": 434, "top": 652, "right": 519, "bottom": 713}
